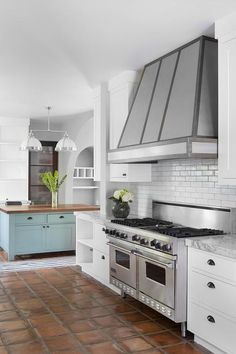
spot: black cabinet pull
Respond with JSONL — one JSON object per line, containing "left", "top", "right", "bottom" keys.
{"left": 47, "top": 225, "right": 50, "bottom": 228}
{"left": 207, "top": 259, "right": 215, "bottom": 266}
{"left": 43, "top": 226, "right": 45, "bottom": 228}
{"left": 101, "top": 255, "right": 105, "bottom": 260}
{"left": 207, "top": 315, "right": 215, "bottom": 323}
{"left": 122, "top": 173, "right": 127, "bottom": 176}
{"left": 207, "top": 282, "right": 215, "bottom": 289}
{"left": 59, "top": 216, "right": 64, "bottom": 219}
{"left": 27, "top": 217, "right": 32, "bottom": 220}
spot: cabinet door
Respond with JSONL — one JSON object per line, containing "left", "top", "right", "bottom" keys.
{"left": 93, "top": 223, "right": 109, "bottom": 254}
{"left": 219, "top": 37, "right": 236, "bottom": 183}
{"left": 110, "top": 164, "right": 128, "bottom": 181}
{"left": 15, "top": 225, "right": 45, "bottom": 254}
{"left": 93, "top": 249, "right": 109, "bottom": 283}
{"left": 45, "top": 224, "right": 75, "bottom": 251}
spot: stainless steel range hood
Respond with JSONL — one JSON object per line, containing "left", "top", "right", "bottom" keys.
{"left": 108, "top": 36, "right": 218, "bottom": 163}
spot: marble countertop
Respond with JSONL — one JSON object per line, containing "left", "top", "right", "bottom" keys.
{"left": 186, "top": 234, "right": 236, "bottom": 259}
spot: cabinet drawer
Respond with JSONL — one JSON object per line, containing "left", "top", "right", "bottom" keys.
{"left": 93, "top": 249, "right": 109, "bottom": 282}
{"left": 48, "top": 213, "right": 75, "bottom": 224}
{"left": 189, "top": 248, "right": 236, "bottom": 283}
{"left": 15, "top": 214, "right": 46, "bottom": 225}
{"left": 93, "top": 223, "right": 109, "bottom": 254}
{"left": 189, "top": 271, "right": 236, "bottom": 319}
{"left": 188, "top": 302, "right": 236, "bottom": 354}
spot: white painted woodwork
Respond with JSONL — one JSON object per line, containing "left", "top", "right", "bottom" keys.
{"left": 189, "top": 248, "right": 236, "bottom": 284}
{"left": 108, "top": 71, "right": 139, "bottom": 150}
{"left": 189, "top": 270, "right": 236, "bottom": 319}
{"left": 216, "top": 12, "right": 236, "bottom": 184}
{"left": 75, "top": 212, "right": 119, "bottom": 292}
{"left": 110, "top": 163, "right": 152, "bottom": 182}
{"left": 0, "top": 117, "right": 29, "bottom": 202}
{"left": 188, "top": 247, "right": 236, "bottom": 354}
{"left": 93, "top": 84, "right": 108, "bottom": 215}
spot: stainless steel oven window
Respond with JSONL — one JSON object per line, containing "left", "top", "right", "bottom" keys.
{"left": 115, "top": 250, "right": 130, "bottom": 269}
{"left": 146, "top": 261, "right": 166, "bottom": 285}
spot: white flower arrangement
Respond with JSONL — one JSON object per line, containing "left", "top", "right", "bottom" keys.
{"left": 109, "top": 188, "right": 134, "bottom": 203}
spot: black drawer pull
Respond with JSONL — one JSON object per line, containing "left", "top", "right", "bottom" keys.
{"left": 207, "top": 259, "right": 215, "bottom": 266}
{"left": 207, "top": 282, "right": 215, "bottom": 289}
{"left": 122, "top": 173, "right": 127, "bottom": 176}
{"left": 59, "top": 216, "right": 64, "bottom": 219}
{"left": 27, "top": 217, "right": 33, "bottom": 220}
{"left": 101, "top": 255, "right": 105, "bottom": 260}
{"left": 207, "top": 315, "right": 215, "bottom": 323}
{"left": 43, "top": 226, "right": 45, "bottom": 228}
{"left": 47, "top": 225, "right": 50, "bottom": 228}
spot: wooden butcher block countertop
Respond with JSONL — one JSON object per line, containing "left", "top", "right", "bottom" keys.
{"left": 0, "top": 204, "right": 100, "bottom": 214}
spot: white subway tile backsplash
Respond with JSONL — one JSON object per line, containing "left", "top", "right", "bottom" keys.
{"left": 128, "top": 159, "right": 236, "bottom": 217}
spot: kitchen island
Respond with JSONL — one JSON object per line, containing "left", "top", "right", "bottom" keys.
{"left": 0, "top": 204, "right": 99, "bottom": 261}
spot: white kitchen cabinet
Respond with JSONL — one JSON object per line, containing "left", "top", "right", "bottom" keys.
{"left": 108, "top": 71, "right": 139, "bottom": 150}
{"left": 110, "top": 163, "right": 152, "bottom": 182}
{"left": 216, "top": 13, "right": 236, "bottom": 184}
{"left": 188, "top": 247, "right": 236, "bottom": 354}
{"left": 75, "top": 211, "right": 119, "bottom": 293}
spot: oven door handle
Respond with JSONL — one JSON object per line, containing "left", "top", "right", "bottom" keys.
{"left": 133, "top": 252, "right": 174, "bottom": 269}
{"left": 107, "top": 242, "right": 132, "bottom": 254}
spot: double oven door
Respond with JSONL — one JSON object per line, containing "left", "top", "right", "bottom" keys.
{"left": 109, "top": 243, "right": 136, "bottom": 289}
{"left": 108, "top": 241, "right": 175, "bottom": 309}
{"left": 137, "top": 251, "right": 175, "bottom": 308}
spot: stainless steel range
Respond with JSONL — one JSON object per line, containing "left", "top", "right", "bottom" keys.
{"left": 103, "top": 201, "right": 231, "bottom": 336}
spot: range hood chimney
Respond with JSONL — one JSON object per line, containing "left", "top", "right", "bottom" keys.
{"left": 108, "top": 36, "right": 218, "bottom": 163}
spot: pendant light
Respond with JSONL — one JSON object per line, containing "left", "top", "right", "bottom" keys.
{"left": 55, "top": 132, "right": 77, "bottom": 151}
{"left": 20, "top": 130, "right": 42, "bottom": 151}
{"left": 19, "top": 107, "right": 77, "bottom": 152}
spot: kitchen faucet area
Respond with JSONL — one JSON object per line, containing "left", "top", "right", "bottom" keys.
{"left": 1, "top": 1, "right": 236, "bottom": 353}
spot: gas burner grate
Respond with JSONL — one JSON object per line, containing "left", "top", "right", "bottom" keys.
{"left": 111, "top": 218, "right": 172, "bottom": 228}
{"left": 156, "top": 227, "right": 224, "bottom": 238}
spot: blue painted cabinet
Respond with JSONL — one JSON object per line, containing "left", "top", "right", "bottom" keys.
{"left": 0, "top": 212, "right": 76, "bottom": 261}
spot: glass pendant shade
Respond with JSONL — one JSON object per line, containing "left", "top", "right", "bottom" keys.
{"left": 55, "top": 133, "right": 77, "bottom": 152}
{"left": 20, "top": 131, "right": 42, "bottom": 151}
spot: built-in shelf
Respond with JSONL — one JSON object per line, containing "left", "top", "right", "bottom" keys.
{"left": 73, "top": 166, "right": 94, "bottom": 179}
{"left": 0, "top": 141, "right": 21, "bottom": 145}
{"left": 72, "top": 186, "right": 99, "bottom": 190}
{"left": 77, "top": 239, "right": 94, "bottom": 248}
{"left": 0, "top": 178, "right": 27, "bottom": 181}
{"left": 0, "top": 160, "right": 27, "bottom": 163}
{"left": 73, "top": 177, "right": 94, "bottom": 180}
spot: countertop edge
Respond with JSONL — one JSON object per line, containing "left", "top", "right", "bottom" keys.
{"left": 0, "top": 204, "right": 100, "bottom": 214}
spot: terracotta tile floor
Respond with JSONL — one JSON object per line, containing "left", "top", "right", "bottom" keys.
{"left": 0, "top": 266, "right": 210, "bottom": 354}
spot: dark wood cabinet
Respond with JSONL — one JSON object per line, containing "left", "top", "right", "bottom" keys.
{"left": 28, "top": 141, "right": 58, "bottom": 204}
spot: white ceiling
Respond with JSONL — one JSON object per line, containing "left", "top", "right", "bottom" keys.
{"left": 0, "top": 0, "right": 235, "bottom": 119}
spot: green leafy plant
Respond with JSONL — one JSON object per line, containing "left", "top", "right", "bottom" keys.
{"left": 40, "top": 170, "right": 67, "bottom": 192}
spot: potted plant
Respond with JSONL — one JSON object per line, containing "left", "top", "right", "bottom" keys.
{"left": 109, "top": 188, "right": 133, "bottom": 218}
{"left": 40, "top": 170, "right": 67, "bottom": 208}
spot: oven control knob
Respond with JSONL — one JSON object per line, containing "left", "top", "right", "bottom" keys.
{"left": 140, "top": 238, "right": 148, "bottom": 245}
{"left": 132, "top": 235, "right": 140, "bottom": 241}
{"left": 102, "top": 228, "right": 109, "bottom": 234}
{"left": 115, "top": 231, "right": 120, "bottom": 237}
{"left": 150, "top": 239, "right": 157, "bottom": 247}
{"left": 162, "top": 244, "right": 172, "bottom": 252}
{"left": 155, "top": 242, "right": 161, "bottom": 249}
{"left": 120, "top": 233, "right": 127, "bottom": 239}
{"left": 110, "top": 229, "right": 116, "bottom": 235}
